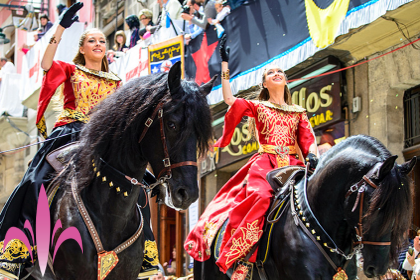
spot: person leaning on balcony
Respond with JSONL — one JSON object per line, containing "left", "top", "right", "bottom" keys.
{"left": 0, "top": 3, "right": 122, "bottom": 279}
{"left": 138, "top": 9, "right": 154, "bottom": 40}
{"left": 147, "top": 0, "right": 182, "bottom": 34}
{"left": 181, "top": 0, "right": 216, "bottom": 29}
{"left": 37, "top": 13, "right": 53, "bottom": 40}
{"left": 184, "top": 34, "right": 319, "bottom": 277}
{"left": 125, "top": 15, "right": 141, "bottom": 48}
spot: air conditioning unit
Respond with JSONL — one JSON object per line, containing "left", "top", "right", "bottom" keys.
{"left": 353, "top": 97, "right": 361, "bottom": 113}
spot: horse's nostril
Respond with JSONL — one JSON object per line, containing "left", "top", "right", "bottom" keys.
{"left": 365, "top": 265, "right": 377, "bottom": 277}
{"left": 176, "top": 187, "right": 188, "bottom": 202}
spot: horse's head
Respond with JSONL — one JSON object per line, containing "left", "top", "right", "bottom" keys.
{"left": 309, "top": 136, "right": 416, "bottom": 278}
{"left": 341, "top": 150, "right": 416, "bottom": 277}
{"left": 77, "top": 62, "right": 214, "bottom": 210}
{"left": 140, "top": 62, "right": 215, "bottom": 210}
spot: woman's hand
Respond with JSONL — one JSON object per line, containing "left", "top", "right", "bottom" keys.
{"left": 407, "top": 251, "right": 416, "bottom": 267}
{"left": 306, "top": 153, "right": 318, "bottom": 171}
{"left": 59, "top": 2, "right": 83, "bottom": 28}
{"left": 219, "top": 34, "right": 230, "bottom": 62}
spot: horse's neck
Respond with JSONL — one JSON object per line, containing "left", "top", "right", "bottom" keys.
{"left": 81, "top": 175, "right": 143, "bottom": 245}
{"left": 305, "top": 173, "right": 353, "bottom": 248}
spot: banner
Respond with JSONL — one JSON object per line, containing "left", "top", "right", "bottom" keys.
{"left": 109, "top": 44, "right": 149, "bottom": 85}
{"left": 148, "top": 35, "right": 184, "bottom": 78}
{"left": 183, "top": 0, "right": 413, "bottom": 104}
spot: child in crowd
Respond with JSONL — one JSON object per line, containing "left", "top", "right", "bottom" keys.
{"left": 207, "top": 0, "right": 230, "bottom": 38}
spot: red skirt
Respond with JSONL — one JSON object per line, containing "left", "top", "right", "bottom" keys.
{"left": 185, "top": 152, "right": 304, "bottom": 273}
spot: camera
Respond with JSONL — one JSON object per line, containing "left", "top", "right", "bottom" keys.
{"left": 181, "top": 5, "right": 190, "bottom": 14}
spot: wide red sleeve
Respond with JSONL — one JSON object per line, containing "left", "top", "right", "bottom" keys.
{"left": 296, "top": 112, "right": 316, "bottom": 158}
{"left": 214, "top": 98, "right": 255, "bottom": 147}
{"left": 36, "top": 61, "right": 75, "bottom": 124}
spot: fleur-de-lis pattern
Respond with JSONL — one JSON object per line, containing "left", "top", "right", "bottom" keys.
{"left": 225, "top": 220, "right": 263, "bottom": 266}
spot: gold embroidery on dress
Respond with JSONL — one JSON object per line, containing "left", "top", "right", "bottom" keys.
{"left": 259, "top": 101, "right": 306, "bottom": 112}
{"left": 143, "top": 240, "right": 159, "bottom": 266}
{"left": 231, "top": 264, "right": 250, "bottom": 280}
{"left": 76, "top": 65, "right": 121, "bottom": 81}
{"left": 225, "top": 220, "right": 263, "bottom": 266}
{"left": 257, "top": 105, "right": 300, "bottom": 146}
{"left": 36, "top": 116, "right": 48, "bottom": 139}
{"left": 203, "top": 221, "right": 219, "bottom": 248}
{"left": 0, "top": 240, "right": 34, "bottom": 262}
{"left": 56, "top": 68, "right": 119, "bottom": 126}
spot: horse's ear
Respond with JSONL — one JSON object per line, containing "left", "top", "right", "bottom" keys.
{"left": 168, "top": 61, "right": 182, "bottom": 94}
{"left": 377, "top": 155, "right": 398, "bottom": 180}
{"left": 199, "top": 75, "right": 218, "bottom": 97}
{"left": 401, "top": 156, "right": 417, "bottom": 175}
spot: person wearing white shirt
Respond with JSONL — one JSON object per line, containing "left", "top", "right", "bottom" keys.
{"left": 404, "top": 235, "right": 420, "bottom": 279}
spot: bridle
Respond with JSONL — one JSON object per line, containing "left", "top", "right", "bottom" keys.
{"left": 290, "top": 161, "right": 392, "bottom": 275}
{"left": 136, "top": 100, "right": 197, "bottom": 189}
{"left": 345, "top": 162, "right": 392, "bottom": 247}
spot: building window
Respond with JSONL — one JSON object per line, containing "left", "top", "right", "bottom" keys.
{"left": 404, "top": 85, "right": 420, "bottom": 148}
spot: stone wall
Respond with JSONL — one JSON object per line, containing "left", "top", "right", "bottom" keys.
{"left": 347, "top": 36, "right": 420, "bottom": 163}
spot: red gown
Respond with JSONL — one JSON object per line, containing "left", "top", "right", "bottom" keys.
{"left": 184, "top": 98, "right": 315, "bottom": 273}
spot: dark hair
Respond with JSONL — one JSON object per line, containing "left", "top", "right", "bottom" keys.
{"left": 139, "top": 28, "right": 147, "bottom": 37}
{"left": 191, "top": 0, "right": 201, "bottom": 6}
{"left": 125, "top": 15, "right": 140, "bottom": 30}
{"left": 258, "top": 66, "right": 292, "bottom": 104}
{"left": 0, "top": 58, "right": 8, "bottom": 62}
{"left": 39, "top": 13, "right": 49, "bottom": 21}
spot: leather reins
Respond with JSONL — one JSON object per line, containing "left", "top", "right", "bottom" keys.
{"left": 292, "top": 162, "right": 391, "bottom": 275}
{"left": 138, "top": 101, "right": 197, "bottom": 186}
{"left": 345, "top": 162, "right": 392, "bottom": 247}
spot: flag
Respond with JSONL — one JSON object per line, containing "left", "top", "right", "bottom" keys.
{"left": 184, "top": 0, "right": 408, "bottom": 104}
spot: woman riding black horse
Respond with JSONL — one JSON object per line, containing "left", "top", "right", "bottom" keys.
{"left": 185, "top": 34, "right": 319, "bottom": 278}
{"left": 193, "top": 135, "right": 416, "bottom": 279}
{"left": 0, "top": 4, "right": 160, "bottom": 279}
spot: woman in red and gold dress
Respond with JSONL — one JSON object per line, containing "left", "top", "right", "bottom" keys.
{"left": 185, "top": 35, "right": 319, "bottom": 276}
{"left": 0, "top": 4, "right": 125, "bottom": 278}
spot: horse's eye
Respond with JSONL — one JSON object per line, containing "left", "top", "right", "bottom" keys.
{"left": 167, "top": 121, "right": 176, "bottom": 130}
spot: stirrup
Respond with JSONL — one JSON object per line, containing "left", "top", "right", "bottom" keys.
{"left": 0, "top": 262, "right": 22, "bottom": 279}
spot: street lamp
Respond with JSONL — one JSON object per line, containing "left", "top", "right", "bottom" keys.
{"left": 0, "top": 25, "right": 15, "bottom": 45}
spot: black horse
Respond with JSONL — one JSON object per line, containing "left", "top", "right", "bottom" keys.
{"left": 194, "top": 135, "right": 416, "bottom": 280}
{"left": 25, "top": 62, "right": 215, "bottom": 279}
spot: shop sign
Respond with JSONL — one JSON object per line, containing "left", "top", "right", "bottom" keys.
{"left": 291, "top": 68, "right": 342, "bottom": 129}
{"left": 200, "top": 120, "right": 259, "bottom": 176}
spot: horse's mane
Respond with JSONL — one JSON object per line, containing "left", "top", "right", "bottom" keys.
{"left": 317, "top": 135, "right": 411, "bottom": 260}
{"left": 57, "top": 72, "right": 212, "bottom": 191}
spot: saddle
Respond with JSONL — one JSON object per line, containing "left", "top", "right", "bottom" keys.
{"left": 46, "top": 142, "right": 80, "bottom": 172}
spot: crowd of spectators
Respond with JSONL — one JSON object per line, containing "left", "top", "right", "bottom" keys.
{"left": 103, "top": 0, "right": 251, "bottom": 64}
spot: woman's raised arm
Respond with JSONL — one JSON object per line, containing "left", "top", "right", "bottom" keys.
{"left": 41, "top": 2, "right": 83, "bottom": 71}
{"left": 220, "top": 35, "right": 236, "bottom": 106}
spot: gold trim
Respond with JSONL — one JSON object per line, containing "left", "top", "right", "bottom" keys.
{"left": 0, "top": 240, "right": 31, "bottom": 262}
{"left": 76, "top": 65, "right": 121, "bottom": 81}
{"left": 0, "top": 266, "right": 19, "bottom": 279}
{"left": 137, "top": 268, "right": 159, "bottom": 278}
{"left": 143, "top": 240, "right": 159, "bottom": 266}
{"left": 259, "top": 101, "right": 306, "bottom": 112}
{"left": 98, "top": 251, "right": 119, "bottom": 280}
